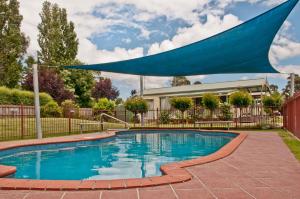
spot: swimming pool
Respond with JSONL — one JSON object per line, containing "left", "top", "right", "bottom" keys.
{"left": 0, "top": 130, "right": 236, "bottom": 180}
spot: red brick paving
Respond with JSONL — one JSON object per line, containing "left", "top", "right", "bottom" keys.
{"left": 0, "top": 131, "right": 300, "bottom": 198}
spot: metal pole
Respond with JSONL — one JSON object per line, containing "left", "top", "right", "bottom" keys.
{"left": 140, "top": 76, "right": 144, "bottom": 127}
{"left": 33, "top": 64, "right": 43, "bottom": 139}
{"left": 291, "top": 73, "right": 295, "bottom": 97}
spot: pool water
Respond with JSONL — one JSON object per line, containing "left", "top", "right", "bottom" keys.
{"left": 0, "top": 130, "right": 236, "bottom": 180}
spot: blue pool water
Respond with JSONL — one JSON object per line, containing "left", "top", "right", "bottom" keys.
{"left": 0, "top": 130, "right": 236, "bottom": 180}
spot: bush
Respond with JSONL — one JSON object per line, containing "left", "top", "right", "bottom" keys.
{"left": 159, "top": 111, "right": 171, "bottom": 124}
{"left": 262, "top": 92, "right": 283, "bottom": 114}
{"left": 0, "top": 86, "right": 54, "bottom": 106}
{"left": 202, "top": 93, "right": 220, "bottom": 118}
{"left": 41, "top": 101, "right": 62, "bottom": 117}
{"left": 61, "top": 100, "right": 80, "bottom": 118}
{"left": 220, "top": 103, "right": 232, "bottom": 121}
{"left": 170, "top": 97, "right": 193, "bottom": 113}
{"left": 93, "top": 98, "right": 116, "bottom": 113}
{"left": 124, "top": 97, "right": 148, "bottom": 114}
{"left": 229, "top": 91, "right": 253, "bottom": 108}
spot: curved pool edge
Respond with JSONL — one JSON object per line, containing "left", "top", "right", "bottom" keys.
{"left": 0, "top": 130, "right": 247, "bottom": 191}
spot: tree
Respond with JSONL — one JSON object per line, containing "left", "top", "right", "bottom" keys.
{"left": 0, "top": 0, "right": 29, "bottom": 88}
{"left": 171, "top": 76, "right": 191, "bottom": 87}
{"left": 170, "top": 97, "right": 193, "bottom": 126}
{"left": 124, "top": 97, "right": 148, "bottom": 124}
{"left": 262, "top": 92, "right": 283, "bottom": 115}
{"left": 22, "top": 67, "right": 74, "bottom": 104}
{"left": 229, "top": 91, "right": 253, "bottom": 121}
{"left": 193, "top": 81, "right": 202, "bottom": 85}
{"left": 92, "top": 78, "right": 119, "bottom": 100}
{"left": 64, "top": 69, "right": 94, "bottom": 107}
{"left": 131, "top": 89, "right": 137, "bottom": 96}
{"left": 202, "top": 93, "right": 220, "bottom": 119}
{"left": 37, "top": 2, "right": 95, "bottom": 107}
{"left": 283, "top": 74, "right": 300, "bottom": 97}
{"left": 37, "top": 1, "right": 78, "bottom": 68}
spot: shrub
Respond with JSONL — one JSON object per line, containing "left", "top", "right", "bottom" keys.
{"left": 124, "top": 97, "right": 148, "bottom": 123}
{"left": 93, "top": 98, "right": 116, "bottom": 114}
{"left": 159, "top": 111, "right": 171, "bottom": 124}
{"left": 61, "top": 100, "right": 80, "bottom": 118}
{"left": 0, "top": 86, "right": 54, "bottom": 106}
{"left": 229, "top": 91, "right": 253, "bottom": 108}
{"left": 202, "top": 93, "right": 220, "bottom": 118}
{"left": 41, "top": 101, "right": 62, "bottom": 117}
{"left": 262, "top": 92, "right": 283, "bottom": 115}
{"left": 220, "top": 103, "right": 232, "bottom": 121}
{"left": 170, "top": 97, "right": 193, "bottom": 113}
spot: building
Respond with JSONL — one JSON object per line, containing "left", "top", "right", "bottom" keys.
{"left": 141, "top": 78, "right": 270, "bottom": 110}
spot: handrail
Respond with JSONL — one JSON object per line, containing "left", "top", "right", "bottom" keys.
{"left": 100, "top": 113, "right": 130, "bottom": 129}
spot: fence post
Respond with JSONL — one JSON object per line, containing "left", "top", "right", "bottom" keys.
{"left": 235, "top": 108, "right": 238, "bottom": 128}
{"left": 156, "top": 108, "right": 159, "bottom": 128}
{"left": 193, "top": 106, "right": 196, "bottom": 128}
{"left": 20, "top": 104, "right": 25, "bottom": 139}
{"left": 68, "top": 111, "right": 72, "bottom": 134}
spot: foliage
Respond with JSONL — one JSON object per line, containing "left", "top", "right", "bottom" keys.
{"left": 61, "top": 100, "right": 79, "bottom": 118}
{"left": 37, "top": 1, "right": 78, "bottom": 68}
{"left": 283, "top": 74, "right": 300, "bottom": 97}
{"left": 115, "top": 98, "right": 123, "bottom": 105}
{"left": 22, "top": 67, "right": 74, "bottom": 104}
{"left": 64, "top": 69, "right": 95, "bottom": 107}
{"left": 93, "top": 98, "right": 116, "bottom": 113}
{"left": 193, "top": 81, "right": 202, "bottom": 85}
{"left": 91, "top": 78, "right": 119, "bottom": 100}
{"left": 170, "top": 97, "right": 193, "bottom": 113}
{"left": 262, "top": 92, "right": 283, "bottom": 114}
{"left": 0, "top": 0, "right": 29, "bottom": 88}
{"left": 130, "top": 89, "right": 137, "bottom": 96}
{"left": 202, "top": 93, "right": 220, "bottom": 114}
{"left": 159, "top": 111, "right": 171, "bottom": 124}
{"left": 171, "top": 76, "right": 191, "bottom": 87}
{"left": 229, "top": 91, "right": 253, "bottom": 108}
{"left": 124, "top": 97, "right": 148, "bottom": 115}
{"left": 0, "top": 86, "right": 53, "bottom": 106}
{"left": 220, "top": 103, "right": 232, "bottom": 121}
{"left": 41, "top": 101, "right": 62, "bottom": 117}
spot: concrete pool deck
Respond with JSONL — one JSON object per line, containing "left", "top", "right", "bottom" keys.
{"left": 0, "top": 131, "right": 300, "bottom": 198}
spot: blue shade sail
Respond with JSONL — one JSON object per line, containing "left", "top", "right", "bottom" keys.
{"left": 65, "top": 0, "right": 298, "bottom": 76}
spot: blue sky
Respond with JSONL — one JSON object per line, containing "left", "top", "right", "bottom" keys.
{"left": 20, "top": 0, "right": 300, "bottom": 98}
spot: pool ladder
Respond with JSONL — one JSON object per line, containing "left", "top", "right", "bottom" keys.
{"left": 99, "top": 113, "right": 130, "bottom": 131}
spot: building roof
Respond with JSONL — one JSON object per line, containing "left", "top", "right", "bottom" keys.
{"left": 142, "top": 78, "right": 268, "bottom": 96}
{"left": 65, "top": 0, "right": 298, "bottom": 76}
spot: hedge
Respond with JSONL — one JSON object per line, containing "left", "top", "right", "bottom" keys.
{"left": 0, "top": 87, "right": 53, "bottom": 106}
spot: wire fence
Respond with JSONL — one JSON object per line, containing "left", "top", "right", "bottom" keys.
{"left": 283, "top": 92, "right": 300, "bottom": 139}
{"left": 0, "top": 104, "right": 283, "bottom": 141}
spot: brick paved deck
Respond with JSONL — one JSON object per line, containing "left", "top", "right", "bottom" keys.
{"left": 0, "top": 131, "right": 300, "bottom": 199}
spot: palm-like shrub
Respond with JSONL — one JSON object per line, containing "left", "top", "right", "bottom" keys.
{"left": 229, "top": 91, "right": 253, "bottom": 121}
{"left": 262, "top": 92, "right": 283, "bottom": 115}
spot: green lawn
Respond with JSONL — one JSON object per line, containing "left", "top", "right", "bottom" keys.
{"left": 0, "top": 117, "right": 125, "bottom": 141}
{"left": 278, "top": 129, "right": 300, "bottom": 161}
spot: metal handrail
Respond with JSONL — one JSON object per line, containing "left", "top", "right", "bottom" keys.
{"left": 100, "top": 113, "right": 130, "bottom": 129}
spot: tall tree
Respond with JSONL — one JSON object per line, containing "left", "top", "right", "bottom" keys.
{"left": 37, "top": 1, "right": 95, "bottom": 107}
{"left": 37, "top": 1, "right": 78, "bottom": 67}
{"left": 171, "top": 76, "right": 191, "bottom": 87}
{"left": 92, "top": 78, "right": 119, "bottom": 100}
{"left": 283, "top": 74, "right": 300, "bottom": 97}
{"left": 0, "top": 0, "right": 28, "bottom": 88}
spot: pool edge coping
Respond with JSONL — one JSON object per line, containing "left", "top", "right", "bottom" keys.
{"left": 0, "top": 129, "right": 247, "bottom": 191}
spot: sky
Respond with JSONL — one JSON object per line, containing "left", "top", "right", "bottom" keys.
{"left": 19, "top": 0, "right": 300, "bottom": 98}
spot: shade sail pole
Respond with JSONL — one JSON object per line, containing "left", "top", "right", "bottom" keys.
{"left": 33, "top": 64, "right": 43, "bottom": 139}
{"left": 140, "top": 76, "right": 144, "bottom": 127}
{"left": 290, "top": 73, "right": 295, "bottom": 97}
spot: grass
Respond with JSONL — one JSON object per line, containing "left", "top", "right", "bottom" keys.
{"left": 0, "top": 117, "right": 125, "bottom": 141}
{"left": 278, "top": 129, "right": 300, "bottom": 161}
